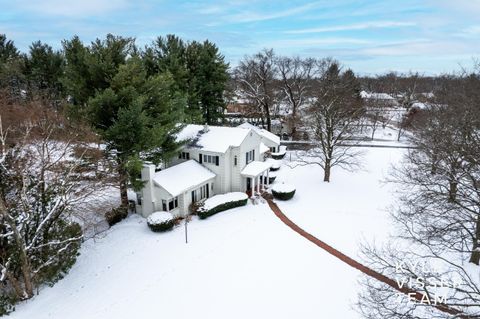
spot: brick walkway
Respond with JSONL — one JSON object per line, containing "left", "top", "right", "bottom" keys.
{"left": 263, "top": 195, "right": 467, "bottom": 318}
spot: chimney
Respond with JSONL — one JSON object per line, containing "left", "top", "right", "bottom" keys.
{"left": 140, "top": 163, "right": 156, "bottom": 217}
{"left": 141, "top": 163, "right": 155, "bottom": 182}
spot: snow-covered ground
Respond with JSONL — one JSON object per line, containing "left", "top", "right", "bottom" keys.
{"left": 10, "top": 146, "right": 405, "bottom": 319}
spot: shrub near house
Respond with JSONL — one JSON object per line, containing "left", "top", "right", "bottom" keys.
{"left": 197, "top": 192, "right": 248, "bottom": 219}
{"left": 271, "top": 183, "right": 296, "bottom": 200}
{"left": 147, "top": 212, "right": 176, "bottom": 232}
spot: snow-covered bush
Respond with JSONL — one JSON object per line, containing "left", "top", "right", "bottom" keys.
{"left": 269, "top": 161, "right": 281, "bottom": 171}
{"left": 271, "top": 146, "right": 287, "bottom": 160}
{"left": 147, "top": 212, "right": 175, "bottom": 232}
{"left": 271, "top": 183, "right": 296, "bottom": 200}
{"left": 105, "top": 206, "right": 128, "bottom": 226}
{"left": 270, "top": 164, "right": 280, "bottom": 171}
{"left": 197, "top": 192, "right": 248, "bottom": 219}
{"left": 263, "top": 172, "right": 277, "bottom": 184}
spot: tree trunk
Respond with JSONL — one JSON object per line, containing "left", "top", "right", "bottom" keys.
{"left": 323, "top": 159, "right": 331, "bottom": 182}
{"left": 471, "top": 171, "right": 480, "bottom": 265}
{"left": 5, "top": 271, "right": 24, "bottom": 299}
{"left": 118, "top": 163, "right": 129, "bottom": 208}
{"left": 265, "top": 108, "right": 272, "bottom": 132}
{"left": 20, "top": 254, "right": 34, "bottom": 298}
{"left": 448, "top": 181, "right": 457, "bottom": 202}
{"left": 470, "top": 215, "right": 480, "bottom": 265}
{"left": 290, "top": 105, "right": 297, "bottom": 138}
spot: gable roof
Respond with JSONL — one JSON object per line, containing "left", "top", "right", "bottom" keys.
{"left": 238, "top": 122, "right": 280, "bottom": 145}
{"left": 177, "top": 124, "right": 251, "bottom": 153}
{"left": 152, "top": 160, "right": 215, "bottom": 197}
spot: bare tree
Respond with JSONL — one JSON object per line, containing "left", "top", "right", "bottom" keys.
{"left": 234, "top": 49, "right": 279, "bottom": 132}
{"left": 358, "top": 70, "right": 480, "bottom": 319}
{"left": 294, "top": 61, "right": 364, "bottom": 182}
{"left": 276, "top": 56, "right": 315, "bottom": 138}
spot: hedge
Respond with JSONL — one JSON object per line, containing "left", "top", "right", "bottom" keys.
{"left": 147, "top": 212, "right": 176, "bottom": 232}
{"left": 263, "top": 175, "right": 277, "bottom": 184}
{"left": 197, "top": 197, "right": 248, "bottom": 219}
{"left": 271, "top": 153, "right": 286, "bottom": 160}
{"left": 271, "top": 184, "right": 296, "bottom": 200}
{"left": 269, "top": 165, "right": 280, "bottom": 171}
{"left": 105, "top": 206, "right": 128, "bottom": 226}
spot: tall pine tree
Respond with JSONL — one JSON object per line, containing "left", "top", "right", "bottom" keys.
{"left": 186, "top": 40, "right": 229, "bottom": 124}
{"left": 24, "top": 41, "right": 65, "bottom": 101}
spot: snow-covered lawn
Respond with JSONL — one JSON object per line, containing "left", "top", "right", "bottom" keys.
{"left": 10, "top": 147, "right": 404, "bottom": 319}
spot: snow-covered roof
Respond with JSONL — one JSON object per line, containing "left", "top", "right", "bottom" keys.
{"left": 177, "top": 124, "right": 251, "bottom": 153}
{"left": 153, "top": 160, "right": 215, "bottom": 197}
{"left": 260, "top": 142, "right": 269, "bottom": 154}
{"left": 241, "top": 161, "right": 272, "bottom": 177}
{"left": 238, "top": 122, "right": 280, "bottom": 145}
{"left": 360, "top": 91, "right": 395, "bottom": 100}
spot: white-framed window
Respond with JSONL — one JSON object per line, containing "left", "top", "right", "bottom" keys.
{"left": 270, "top": 146, "right": 276, "bottom": 153}
{"left": 202, "top": 154, "right": 219, "bottom": 165}
{"left": 191, "top": 183, "right": 210, "bottom": 203}
{"left": 163, "top": 197, "right": 178, "bottom": 211}
{"left": 246, "top": 149, "right": 255, "bottom": 164}
{"left": 179, "top": 152, "right": 190, "bottom": 160}
{"left": 205, "top": 155, "right": 213, "bottom": 164}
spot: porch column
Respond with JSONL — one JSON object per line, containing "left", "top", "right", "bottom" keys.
{"left": 256, "top": 175, "right": 260, "bottom": 194}
{"left": 251, "top": 177, "right": 255, "bottom": 197}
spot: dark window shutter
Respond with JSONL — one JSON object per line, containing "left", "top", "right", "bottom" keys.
{"left": 215, "top": 156, "right": 219, "bottom": 166}
{"left": 206, "top": 184, "right": 210, "bottom": 198}
{"left": 191, "top": 191, "right": 195, "bottom": 203}
{"left": 253, "top": 150, "right": 255, "bottom": 160}
{"left": 178, "top": 153, "right": 181, "bottom": 159}
{"left": 246, "top": 153, "right": 248, "bottom": 164}
{"left": 199, "top": 154, "right": 202, "bottom": 164}
{"left": 187, "top": 153, "right": 190, "bottom": 160}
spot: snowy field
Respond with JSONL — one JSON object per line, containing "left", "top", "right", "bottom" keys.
{"left": 10, "top": 147, "right": 405, "bottom": 319}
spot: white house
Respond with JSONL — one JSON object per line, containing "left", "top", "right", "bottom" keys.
{"left": 136, "top": 124, "right": 281, "bottom": 218}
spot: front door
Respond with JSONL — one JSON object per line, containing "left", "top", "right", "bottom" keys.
{"left": 246, "top": 177, "right": 251, "bottom": 191}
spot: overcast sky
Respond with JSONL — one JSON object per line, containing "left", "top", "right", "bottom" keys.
{"left": 1, "top": 0, "right": 479, "bottom": 75}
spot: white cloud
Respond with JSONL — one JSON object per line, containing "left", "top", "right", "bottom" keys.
{"left": 360, "top": 40, "right": 473, "bottom": 57}
{"left": 263, "top": 37, "right": 371, "bottom": 48}
{"left": 226, "top": 1, "right": 325, "bottom": 23}
{"left": 285, "top": 21, "right": 416, "bottom": 34}
{"left": 458, "top": 25, "right": 480, "bottom": 37}
{"left": 17, "top": 0, "right": 129, "bottom": 17}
